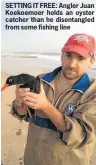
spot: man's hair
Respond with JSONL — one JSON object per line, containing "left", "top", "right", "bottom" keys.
{"left": 62, "top": 51, "right": 95, "bottom": 61}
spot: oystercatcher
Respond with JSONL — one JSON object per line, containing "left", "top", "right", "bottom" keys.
{"left": 1, "top": 73, "right": 41, "bottom": 119}
{"left": 1, "top": 73, "right": 40, "bottom": 93}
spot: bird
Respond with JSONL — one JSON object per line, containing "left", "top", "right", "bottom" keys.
{"left": 1, "top": 73, "right": 41, "bottom": 119}
{"left": 1, "top": 73, "right": 40, "bottom": 93}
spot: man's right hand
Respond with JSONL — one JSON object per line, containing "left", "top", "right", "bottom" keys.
{"left": 15, "top": 85, "right": 30, "bottom": 105}
{"left": 14, "top": 85, "right": 30, "bottom": 115}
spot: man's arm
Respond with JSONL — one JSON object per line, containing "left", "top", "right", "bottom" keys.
{"left": 23, "top": 84, "right": 68, "bottom": 132}
{"left": 11, "top": 86, "right": 33, "bottom": 121}
{"left": 11, "top": 100, "right": 27, "bottom": 120}
{"left": 14, "top": 99, "right": 27, "bottom": 115}
{"left": 41, "top": 95, "right": 96, "bottom": 148}
{"left": 24, "top": 84, "right": 96, "bottom": 148}
{"left": 60, "top": 94, "right": 96, "bottom": 148}
{"left": 42, "top": 100, "right": 68, "bottom": 133}
{"left": 11, "top": 99, "right": 35, "bottom": 122}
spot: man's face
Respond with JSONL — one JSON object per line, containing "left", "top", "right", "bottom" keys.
{"left": 61, "top": 52, "right": 95, "bottom": 80}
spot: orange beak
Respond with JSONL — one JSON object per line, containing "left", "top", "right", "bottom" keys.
{"left": 1, "top": 84, "right": 9, "bottom": 91}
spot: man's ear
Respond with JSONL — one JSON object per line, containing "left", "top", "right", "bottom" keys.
{"left": 89, "top": 56, "right": 95, "bottom": 68}
{"left": 90, "top": 56, "right": 95, "bottom": 65}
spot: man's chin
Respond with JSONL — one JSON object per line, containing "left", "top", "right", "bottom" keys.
{"left": 65, "top": 75, "right": 78, "bottom": 80}
{"left": 63, "top": 72, "right": 79, "bottom": 80}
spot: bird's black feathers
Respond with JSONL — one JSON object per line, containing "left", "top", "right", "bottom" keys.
{"left": 4, "top": 73, "right": 41, "bottom": 119}
{"left": 5, "top": 73, "right": 40, "bottom": 93}
{"left": 6, "top": 73, "right": 38, "bottom": 86}
{"left": 20, "top": 76, "right": 40, "bottom": 93}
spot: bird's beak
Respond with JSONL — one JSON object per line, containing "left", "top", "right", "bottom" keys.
{"left": 1, "top": 84, "right": 9, "bottom": 91}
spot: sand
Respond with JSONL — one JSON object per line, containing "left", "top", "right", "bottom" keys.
{"left": 1, "top": 72, "right": 28, "bottom": 165}
{"left": 1, "top": 70, "right": 96, "bottom": 165}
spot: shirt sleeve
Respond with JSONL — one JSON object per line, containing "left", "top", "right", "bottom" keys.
{"left": 11, "top": 100, "right": 35, "bottom": 122}
{"left": 61, "top": 95, "right": 96, "bottom": 149}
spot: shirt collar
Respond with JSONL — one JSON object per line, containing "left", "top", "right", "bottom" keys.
{"left": 42, "top": 66, "right": 90, "bottom": 93}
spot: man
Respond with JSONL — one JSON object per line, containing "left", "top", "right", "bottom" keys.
{"left": 11, "top": 33, "right": 96, "bottom": 165}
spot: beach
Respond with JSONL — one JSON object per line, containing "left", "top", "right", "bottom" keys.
{"left": 1, "top": 55, "right": 96, "bottom": 165}
{"left": 1, "top": 55, "right": 55, "bottom": 165}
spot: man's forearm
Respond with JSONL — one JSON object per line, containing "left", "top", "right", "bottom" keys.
{"left": 13, "top": 100, "right": 27, "bottom": 115}
{"left": 42, "top": 101, "right": 68, "bottom": 133}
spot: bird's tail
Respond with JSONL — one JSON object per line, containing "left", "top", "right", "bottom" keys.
{"left": 35, "top": 76, "right": 41, "bottom": 94}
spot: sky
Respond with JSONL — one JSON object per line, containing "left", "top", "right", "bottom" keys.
{"left": 1, "top": 0, "right": 96, "bottom": 53}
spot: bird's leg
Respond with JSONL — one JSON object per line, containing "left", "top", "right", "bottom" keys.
{"left": 21, "top": 102, "right": 33, "bottom": 120}
{"left": 26, "top": 106, "right": 33, "bottom": 120}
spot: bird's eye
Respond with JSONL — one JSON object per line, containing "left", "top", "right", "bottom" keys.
{"left": 9, "top": 79, "right": 12, "bottom": 82}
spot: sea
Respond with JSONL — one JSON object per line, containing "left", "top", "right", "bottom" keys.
{"left": 1, "top": 52, "right": 96, "bottom": 78}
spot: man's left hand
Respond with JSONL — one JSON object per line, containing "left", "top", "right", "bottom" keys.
{"left": 23, "top": 84, "right": 49, "bottom": 110}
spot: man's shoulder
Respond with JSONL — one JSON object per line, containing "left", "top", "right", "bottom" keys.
{"left": 38, "top": 72, "right": 48, "bottom": 79}
{"left": 81, "top": 78, "right": 96, "bottom": 103}
{"left": 89, "top": 78, "right": 96, "bottom": 86}
{"left": 87, "top": 77, "right": 96, "bottom": 93}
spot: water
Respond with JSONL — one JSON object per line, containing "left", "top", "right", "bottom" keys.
{"left": 1, "top": 53, "right": 96, "bottom": 78}
{"left": 1, "top": 53, "right": 61, "bottom": 76}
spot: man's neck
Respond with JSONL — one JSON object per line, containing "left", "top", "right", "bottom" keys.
{"left": 59, "top": 71, "right": 81, "bottom": 85}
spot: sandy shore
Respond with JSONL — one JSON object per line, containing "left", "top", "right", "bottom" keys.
{"left": 1, "top": 70, "right": 96, "bottom": 165}
{"left": 1, "top": 62, "right": 53, "bottom": 165}
{"left": 1, "top": 72, "right": 29, "bottom": 165}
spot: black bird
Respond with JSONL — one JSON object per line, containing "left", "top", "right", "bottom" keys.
{"left": 1, "top": 73, "right": 40, "bottom": 93}
{"left": 1, "top": 73, "right": 41, "bottom": 120}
